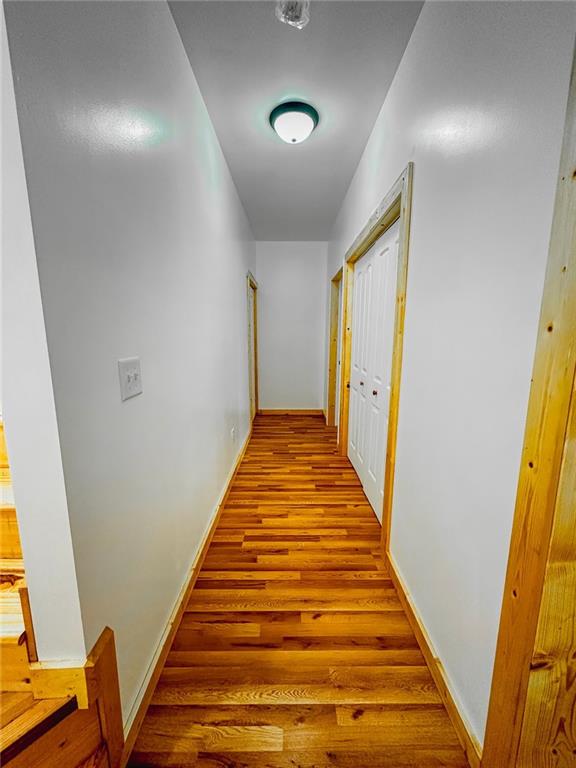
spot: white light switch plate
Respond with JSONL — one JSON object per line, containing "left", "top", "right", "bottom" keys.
{"left": 118, "top": 357, "right": 143, "bottom": 401}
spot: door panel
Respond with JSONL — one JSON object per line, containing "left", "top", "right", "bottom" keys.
{"left": 364, "top": 223, "right": 399, "bottom": 515}
{"left": 348, "top": 264, "right": 362, "bottom": 471}
{"left": 348, "top": 253, "right": 371, "bottom": 482}
{"left": 348, "top": 220, "right": 400, "bottom": 518}
{"left": 349, "top": 385, "right": 358, "bottom": 453}
{"left": 357, "top": 256, "right": 374, "bottom": 479}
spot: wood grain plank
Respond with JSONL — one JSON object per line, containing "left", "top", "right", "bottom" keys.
{"left": 7, "top": 705, "right": 101, "bottom": 768}
{"left": 128, "top": 414, "right": 467, "bottom": 767}
{"left": 0, "top": 692, "right": 34, "bottom": 728}
{"left": 130, "top": 747, "right": 468, "bottom": 768}
{"left": 165, "top": 649, "right": 425, "bottom": 667}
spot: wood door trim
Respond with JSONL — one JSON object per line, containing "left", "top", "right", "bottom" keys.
{"left": 247, "top": 272, "right": 259, "bottom": 419}
{"left": 326, "top": 268, "right": 343, "bottom": 427}
{"left": 19, "top": 587, "right": 38, "bottom": 663}
{"left": 337, "top": 162, "right": 414, "bottom": 554}
{"left": 482, "top": 47, "right": 576, "bottom": 768}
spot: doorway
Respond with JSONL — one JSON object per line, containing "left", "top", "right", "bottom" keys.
{"left": 247, "top": 272, "right": 258, "bottom": 422}
{"left": 326, "top": 268, "right": 343, "bottom": 427}
{"left": 337, "top": 163, "right": 413, "bottom": 540}
{"left": 348, "top": 220, "right": 400, "bottom": 517}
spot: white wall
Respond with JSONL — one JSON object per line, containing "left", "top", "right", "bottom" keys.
{"left": 4, "top": 0, "right": 255, "bottom": 725}
{"left": 2, "top": 13, "right": 87, "bottom": 666}
{"left": 256, "top": 242, "right": 327, "bottom": 410}
{"left": 327, "top": 1, "right": 575, "bottom": 746}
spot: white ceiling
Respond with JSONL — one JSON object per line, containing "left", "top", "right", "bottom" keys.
{"left": 170, "top": 1, "right": 422, "bottom": 240}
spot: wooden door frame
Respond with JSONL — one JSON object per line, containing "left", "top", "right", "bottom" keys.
{"left": 481, "top": 47, "right": 576, "bottom": 768}
{"left": 326, "top": 268, "right": 343, "bottom": 427}
{"left": 247, "top": 271, "right": 259, "bottom": 420}
{"left": 337, "top": 162, "right": 414, "bottom": 548}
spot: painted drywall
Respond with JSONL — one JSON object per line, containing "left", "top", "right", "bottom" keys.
{"left": 2, "top": 12, "right": 87, "bottom": 665}
{"left": 256, "top": 242, "right": 327, "bottom": 410}
{"left": 327, "top": 1, "right": 575, "bottom": 745}
{"left": 5, "top": 0, "right": 255, "bottom": 723}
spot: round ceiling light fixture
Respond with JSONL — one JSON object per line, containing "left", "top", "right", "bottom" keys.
{"left": 269, "top": 101, "right": 319, "bottom": 144}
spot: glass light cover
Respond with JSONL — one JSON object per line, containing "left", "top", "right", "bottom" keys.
{"left": 272, "top": 111, "right": 315, "bottom": 144}
{"left": 269, "top": 101, "right": 319, "bottom": 145}
{"left": 275, "top": 1, "right": 310, "bottom": 30}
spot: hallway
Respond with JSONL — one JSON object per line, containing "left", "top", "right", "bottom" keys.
{"left": 130, "top": 414, "right": 468, "bottom": 767}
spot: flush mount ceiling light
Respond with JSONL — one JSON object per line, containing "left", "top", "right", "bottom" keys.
{"left": 269, "top": 101, "right": 319, "bottom": 145}
{"left": 275, "top": 0, "right": 311, "bottom": 30}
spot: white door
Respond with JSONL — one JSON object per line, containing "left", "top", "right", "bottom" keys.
{"left": 348, "top": 220, "right": 400, "bottom": 518}
{"left": 348, "top": 251, "right": 373, "bottom": 481}
{"left": 247, "top": 283, "right": 257, "bottom": 421}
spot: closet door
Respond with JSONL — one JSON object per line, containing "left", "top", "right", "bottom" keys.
{"left": 348, "top": 220, "right": 400, "bottom": 518}
{"left": 363, "top": 220, "right": 400, "bottom": 517}
{"left": 348, "top": 249, "right": 373, "bottom": 484}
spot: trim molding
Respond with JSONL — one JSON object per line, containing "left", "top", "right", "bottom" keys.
{"left": 120, "top": 426, "right": 253, "bottom": 766}
{"left": 326, "top": 267, "right": 343, "bottom": 427}
{"left": 385, "top": 551, "right": 482, "bottom": 768}
{"left": 247, "top": 272, "right": 259, "bottom": 419}
{"left": 19, "top": 586, "right": 38, "bottom": 662}
{"left": 246, "top": 270, "right": 259, "bottom": 290}
{"left": 258, "top": 409, "right": 324, "bottom": 416}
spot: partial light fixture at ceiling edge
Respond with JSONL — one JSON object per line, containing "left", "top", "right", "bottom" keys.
{"left": 275, "top": 1, "right": 311, "bottom": 30}
{"left": 269, "top": 101, "right": 319, "bottom": 145}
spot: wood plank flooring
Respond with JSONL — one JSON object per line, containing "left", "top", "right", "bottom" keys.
{"left": 129, "top": 414, "right": 468, "bottom": 768}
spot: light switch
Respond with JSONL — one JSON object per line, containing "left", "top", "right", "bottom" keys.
{"left": 118, "top": 357, "right": 143, "bottom": 401}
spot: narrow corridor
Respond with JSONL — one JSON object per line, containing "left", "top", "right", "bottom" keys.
{"left": 130, "top": 414, "right": 468, "bottom": 767}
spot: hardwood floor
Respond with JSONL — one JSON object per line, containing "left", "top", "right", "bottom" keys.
{"left": 129, "top": 414, "right": 468, "bottom": 768}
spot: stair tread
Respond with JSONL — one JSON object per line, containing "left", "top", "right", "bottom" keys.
{"left": 0, "top": 693, "right": 34, "bottom": 728}
{"left": 0, "top": 694, "right": 77, "bottom": 762}
{"left": 0, "top": 559, "right": 25, "bottom": 578}
{"left": 0, "top": 588, "right": 25, "bottom": 642}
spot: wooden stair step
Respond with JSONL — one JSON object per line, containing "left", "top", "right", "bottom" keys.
{"left": 0, "top": 588, "right": 25, "bottom": 643}
{"left": 0, "top": 695, "right": 78, "bottom": 764}
{"left": 0, "top": 693, "right": 34, "bottom": 728}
